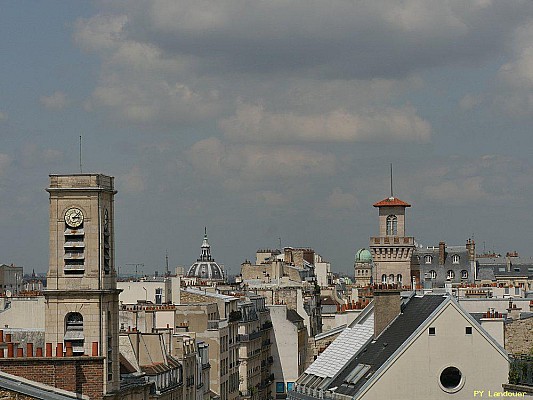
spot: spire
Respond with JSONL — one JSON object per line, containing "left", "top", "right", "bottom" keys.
{"left": 199, "top": 228, "right": 213, "bottom": 261}
{"left": 390, "top": 163, "right": 393, "bottom": 198}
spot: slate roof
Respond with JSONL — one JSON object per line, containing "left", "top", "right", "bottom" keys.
{"left": 287, "top": 309, "right": 304, "bottom": 323}
{"left": 329, "top": 295, "right": 447, "bottom": 397}
{"left": 373, "top": 197, "right": 411, "bottom": 207}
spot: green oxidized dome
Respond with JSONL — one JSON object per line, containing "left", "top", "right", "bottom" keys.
{"left": 355, "top": 248, "right": 372, "bottom": 263}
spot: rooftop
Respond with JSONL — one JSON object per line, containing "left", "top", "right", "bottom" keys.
{"left": 373, "top": 196, "right": 411, "bottom": 208}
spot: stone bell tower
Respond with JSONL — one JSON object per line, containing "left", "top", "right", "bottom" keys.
{"left": 44, "top": 174, "right": 120, "bottom": 393}
{"left": 369, "top": 195, "right": 416, "bottom": 287}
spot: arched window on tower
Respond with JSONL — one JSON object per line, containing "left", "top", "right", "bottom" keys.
{"left": 397, "top": 274, "right": 402, "bottom": 284}
{"left": 64, "top": 312, "right": 84, "bottom": 356}
{"left": 386, "top": 215, "right": 397, "bottom": 236}
{"left": 388, "top": 274, "right": 395, "bottom": 284}
{"left": 382, "top": 274, "right": 387, "bottom": 284}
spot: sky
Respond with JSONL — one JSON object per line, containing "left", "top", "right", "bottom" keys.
{"left": 2, "top": 1, "right": 533, "bottom": 276}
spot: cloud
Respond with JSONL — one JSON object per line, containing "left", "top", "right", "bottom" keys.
{"left": 187, "top": 137, "right": 337, "bottom": 182}
{"left": 327, "top": 188, "right": 357, "bottom": 209}
{"left": 114, "top": 0, "right": 531, "bottom": 78}
{"left": 17, "top": 144, "right": 63, "bottom": 169}
{"left": 459, "top": 94, "right": 483, "bottom": 110}
{"left": 492, "top": 19, "right": 533, "bottom": 117}
{"left": 120, "top": 166, "right": 145, "bottom": 193}
{"left": 420, "top": 155, "right": 533, "bottom": 206}
{"left": 40, "top": 91, "right": 68, "bottom": 110}
{"left": 0, "top": 154, "right": 11, "bottom": 176}
{"left": 220, "top": 103, "right": 431, "bottom": 143}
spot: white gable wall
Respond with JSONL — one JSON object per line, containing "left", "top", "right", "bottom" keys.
{"left": 358, "top": 302, "right": 508, "bottom": 400}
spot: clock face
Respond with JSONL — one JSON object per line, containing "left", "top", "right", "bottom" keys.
{"left": 65, "top": 207, "right": 84, "bottom": 228}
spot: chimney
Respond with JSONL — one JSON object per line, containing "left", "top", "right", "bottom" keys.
{"left": 466, "top": 239, "right": 475, "bottom": 262}
{"left": 480, "top": 316, "right": 504, "bottom": 347}
{"left": 373, "top": 287, "right": 402, "bottom": 338}
{"left": 439, "top": 242, "right": 446, "bottom": 265}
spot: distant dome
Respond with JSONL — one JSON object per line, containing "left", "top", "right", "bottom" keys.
{"left": 355, "top": 248, "right": 372, "bottom": 263}
{"left": 186, "top": 229, "right": 225, "bottom": 282}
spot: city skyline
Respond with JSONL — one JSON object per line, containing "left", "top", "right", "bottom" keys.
{"left": 2, "top": 2, "right": 533, "bottom": 274}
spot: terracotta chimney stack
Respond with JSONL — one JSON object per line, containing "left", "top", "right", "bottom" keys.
{"left": 45, "top": 343, "right": 52, "bottom": 357}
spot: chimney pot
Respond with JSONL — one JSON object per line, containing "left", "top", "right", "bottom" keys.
{"left": 56, "top": 343, "right": 63, "bottom": 357}
{"left": 45, "top": 343, "right": 52, "bottom": 357}
{"left": 92, "top": 342, "right": 99, "bottom": 356}
{"left": 7, "top": 343, "right": 13, "bottom": 358}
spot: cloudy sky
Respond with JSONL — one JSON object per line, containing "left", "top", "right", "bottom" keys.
{"left": 2, "top": 1, "right": 533, "bottom": 275}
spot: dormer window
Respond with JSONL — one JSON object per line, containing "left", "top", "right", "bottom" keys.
{"left": 424, "top": 255, "right": 433, "bottom": 264}
{"left": 447, "top": 270, "right": 455, "bottom": 280}
{"left": 452, "top": 254, "right": 460, "bottom": 264}
{"left": 461, "top": 270, "right": 468, "bottom": 279}
{"left": 386, "top": 215, "right": 397, "bottom": 236}
{"left": 430, "top": 270, "right": 437, "bottom": 279}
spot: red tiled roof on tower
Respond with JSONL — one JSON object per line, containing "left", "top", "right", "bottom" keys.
{"left": 373, "top": 196, "right": 411, "bottom": 207}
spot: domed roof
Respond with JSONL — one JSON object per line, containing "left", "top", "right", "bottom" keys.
{"left": 186, "top": 229, "right": 225, "bottom": 281}
{"left": 355, "top": 248, "right": 372, "bottom": 263}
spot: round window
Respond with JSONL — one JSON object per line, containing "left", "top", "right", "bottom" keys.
{"left": 439, "top": 366, "right": 464, "bottom": 393}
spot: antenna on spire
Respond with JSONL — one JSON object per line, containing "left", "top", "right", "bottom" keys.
{"left": 79, "top": 135, "right": 83, "bottom": 173}
{"left": 165, "top": 250, "right": 169, "bottom": 276}
{"left": 390, "top": 163, "right": 393, "bottom": 197}
{"left": 204, "top": 226, "right": 207, "bottom": 236}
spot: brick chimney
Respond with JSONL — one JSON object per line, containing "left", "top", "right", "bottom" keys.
{"left": 373, "top": 287, "right": 402, "bottom": 338}
{"left": 439, "top": 242, "right": 446, "bottom": 265}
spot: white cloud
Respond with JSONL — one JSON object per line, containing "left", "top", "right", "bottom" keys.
{"left": 220, "top": 103, "right": 431, "bottom": 143}
{"left": 40, "top": 91, "right": 68, "bottom": 110}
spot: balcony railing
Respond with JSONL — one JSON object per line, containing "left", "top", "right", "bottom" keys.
{"left": 239, "top": 331, "right": 262, "bottom": 342}
{"left": 509, "top": 355, "right": 533, "bottom": 386}
{"left": 370, "top": 236, "right": 414, "bottom": 246}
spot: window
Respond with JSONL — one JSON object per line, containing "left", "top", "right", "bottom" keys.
{"left": 465, "top": 327, "right": 472, "bottom": 335}
{"left": 65, "top": 312, "right": 84, "bottom": 355}
{"left": 155, "top": 288, "right": 163, "bottom": 305}
{"left": 386, "top": 215, "right": 397, "bottom": 236}
{"left": 446, "top": 270, "right": 455, "bottom": 280}
{"left": 452, "top": 254, "right": 460, "bottom": 264}
{"left": 424, "top": 255, "right": 433, "bottom": 264}
{"left": 461, "top": 270, "right": 468, "bottom": 280}
{"left": 388, "top": 274, "right": 395, "bottom": 284}
{"left": 429, "top": 327, "right": 436, "bottom": 335}
{"left": 439, "top": 366, "right": 463, "bottom": 393}
{"left": 515, "top": 287, "right": 520, "bottom": 295}
{"left": 430, "top": 270, "right": 437, "bottom": 280}
{"left": 382, "top": 274, "right": 387, "bottom": 284}
{"left": 397, "top": 274, "right": 402, "bottom": 284}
